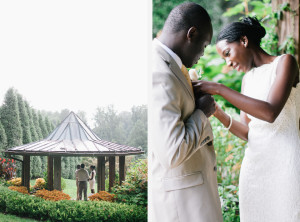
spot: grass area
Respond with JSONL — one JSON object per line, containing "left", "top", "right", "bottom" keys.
{"left": 63, "top": 179, "right": 77, "bottom": 199}
{"left": 30, "top": 179, "right": 96, "bottom": 200}
{"left": 0, "top": 212, "right": 39, "bottom": 222}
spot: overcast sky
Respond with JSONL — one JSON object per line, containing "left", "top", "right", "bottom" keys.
{"left": 0, "top": 0, "right": 150, "bottom": 123}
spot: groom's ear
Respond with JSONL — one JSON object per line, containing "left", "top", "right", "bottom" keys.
{"left": 187, "top": 27, "right": 197, "bottom": 42}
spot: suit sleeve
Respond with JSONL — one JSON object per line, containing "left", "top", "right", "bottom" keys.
{"left": 150, "top": 71, "right": 213, "bottom": 169}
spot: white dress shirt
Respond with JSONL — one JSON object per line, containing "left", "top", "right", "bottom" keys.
{"left": 154, "top": 38, "right": 182, "bottom": 69}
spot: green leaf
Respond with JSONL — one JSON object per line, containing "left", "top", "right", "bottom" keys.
{"left": 223, "top": 3, "right": 245, "bottom": 17}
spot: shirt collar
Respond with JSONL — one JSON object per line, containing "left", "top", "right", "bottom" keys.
{"left": 154, "top": 38, "right": 182, "bottom": 69}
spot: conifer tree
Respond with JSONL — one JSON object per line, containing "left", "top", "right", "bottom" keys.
{"left": 32, "top": 109, "right": 43, "bottom": 140}
{"left": 38, "top": 112, "right": 49, "bottom": 138}
{"left": 0, "top": 88, "right": 23, "bottom": 148}
{"left": 24, "top": 101, "right": 39, "bottom": 142}
{"left": 31, "top": 156, "right": 42, "bottom": 178}
{"left": 40, "top": 156, "right": 47, "bottom": 174}
{"left": 17, "top": 94, "right": 32, "bottom": 144}
{"left": 69, "top": 157, "right": 76, "bottom": 179}
{"left": 62, "top": 157, "right": 70, "bottom": 178}
{"left": 45, "top": 116, "right": 52, "bottom": 135}
{"left": 0, "top": 119, "right": 7, "bottom": 152}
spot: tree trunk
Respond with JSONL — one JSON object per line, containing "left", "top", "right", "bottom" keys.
{"left": 272, "top": 0, "right": 300, "bottom": 63}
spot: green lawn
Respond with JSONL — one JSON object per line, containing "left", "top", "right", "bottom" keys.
{"left": 0, "top": 213, "right": 39, "bottom": 222}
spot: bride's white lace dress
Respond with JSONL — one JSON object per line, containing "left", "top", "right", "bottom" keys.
{"left": 240, "top": 55, "right": 300, "bottom": 222}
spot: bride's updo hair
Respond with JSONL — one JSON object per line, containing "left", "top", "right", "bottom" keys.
{"left": 217, "top": 17, "right": 266, "bottom": 46}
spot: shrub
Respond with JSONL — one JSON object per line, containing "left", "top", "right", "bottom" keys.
{"left": 211, "top": 105, "right": 246, "bottom": 187}
{"left": 8, "top": 186, "right": 29, "bottom": 195}
{"left": 0, "top": 186, "right": 147, "bottom": 221}
{"left": 0, "top": 158, "right": 16, "bottom": 180}
{"left": 219, "top": 185, "right": 239, "bottom": 222}
{"left": 61, "top": 177, "right": 66, "bottom": 190}
{"left": 211, "top": 103, "right": 246, "bottom": 222}
{"left": 7, "top": 177, "right": 22, "bottom": 186}
{"left": 33, "top": 178, "right": 46, "bottom": 189}
{"left": 112, "top": 159, "right": 147, "bottom": 207}
{"left": 89, "top": 191, "right": 115, "bottom": 202}
{"left": 35, "top": 189, "right": 71, "bottom": 201}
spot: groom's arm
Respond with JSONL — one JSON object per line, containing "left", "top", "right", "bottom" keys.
{"left": 151, "top": 72, "right": 214, "bottom": 169}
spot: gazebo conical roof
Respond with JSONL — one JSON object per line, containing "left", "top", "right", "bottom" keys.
{"left": 5, "top": 111, "right": 144, "bottom": 156}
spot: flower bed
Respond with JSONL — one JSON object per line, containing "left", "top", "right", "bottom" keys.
{"left": 35, "top": 189, "right": 71, "bottom": 201}
{"left": 89, "top": 191, "right": 115, "bottom": 202}
{"left": 8, "top": 186, "right": 29, "bottom": 195}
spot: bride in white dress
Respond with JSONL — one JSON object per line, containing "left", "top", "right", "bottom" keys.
{"left": 193, "top": 17, "right": 300, "bottom": 221}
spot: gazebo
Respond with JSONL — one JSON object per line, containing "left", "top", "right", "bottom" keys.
{"left": 5, "top": 111, "right": 144, "bottom": 192}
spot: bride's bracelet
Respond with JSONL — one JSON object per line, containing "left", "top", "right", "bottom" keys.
{"left": 224, "top": 114, "right": 233, "bottom": 130}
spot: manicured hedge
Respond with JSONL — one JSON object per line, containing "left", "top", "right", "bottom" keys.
{"left": 0, "top": 186, "right": 147, "bottom": 222}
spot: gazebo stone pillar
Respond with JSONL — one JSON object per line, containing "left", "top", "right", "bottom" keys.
{"left": 53, "top": 157, "right": 61, "bottom": 191}
{"left": 47, "top": 156, "right": 54, "bottom": 191}
{"left": 109, "top": 156, "right": 115, "bottom": 192}
{"left": 119, "top": 156, "right": 125, "bottom": 185}
{"left": 97, "top": 156, "right": 105, "bottom": 192}
{"left": 23, "top": 155, "right": 30, "bottom": 192}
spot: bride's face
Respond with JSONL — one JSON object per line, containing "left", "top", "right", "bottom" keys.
{"left": 216, "top": 39, "right": 252, "bottom": 73}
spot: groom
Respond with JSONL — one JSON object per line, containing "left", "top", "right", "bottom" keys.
{"left": 149, "top": 2, "right": 223, "bottom": 222}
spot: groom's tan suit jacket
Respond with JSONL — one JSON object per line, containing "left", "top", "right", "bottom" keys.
{"left": 149, "top": 40, "right": 223, "bottom": 222}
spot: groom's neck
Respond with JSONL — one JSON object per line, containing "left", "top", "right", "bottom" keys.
{"left": 158, "top": 31, "right": 186, "bottom": 61}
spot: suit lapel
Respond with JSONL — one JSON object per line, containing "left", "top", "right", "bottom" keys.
{"left": 153, "top": 41, "right": 195, "bottom": 101}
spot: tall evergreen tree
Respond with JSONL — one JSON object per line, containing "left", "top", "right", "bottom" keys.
{"left": 0, "top": 119, "right": 7, "bottom": 153}
{"left": 40, "top": 156, "right": 47, "bottom": 174}
{"left": 62, "top": 157, "right": 71, "bottom": 179}
{"left": 24, "top": 101, "right": 39, "bottom": 142}
{"left": 32, "top": 109, "right": 43, "bottom": 140}
{"left": 0, "top": 88, "right": 23, "bottom": 148}
{"left": 17, "top": 94, "right": 32, "bottom": 144}
{"left": 38, "top": 112, "right": 49, "bottom": 138}
{"left": 31, "top": 156, "right": 42, "bottom": 178}
{"left": 45, "top": 116, "right": 52, "bottom": 135}
{"left": 69, "top": 157, "right": 76, "bottom": 179}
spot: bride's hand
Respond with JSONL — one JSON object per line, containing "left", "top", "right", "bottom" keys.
{"left": 213, "top": 101, "right": 222, "bottom": 117}
{"left": 192, "top": 80, "right": 220, "bottom": 96}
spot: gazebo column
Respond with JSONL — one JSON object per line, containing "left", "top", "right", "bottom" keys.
{"left": 97, "top": 156, "right": 105, "bottom": 192}
{"left": 23, "top": 155, "right": 30, "bottom": 192}
{"left": 119, "top": 156, "right": 125, "bottom": 185}
{"left": 47, "top": 156, "right": 54, "bottom": 191}
{"left": 21, "top": 159, "right": 25, "bottom": 186}
{"left": 53, "top": 157, "right": 61, "bottom": 191}
{"left": 109, "top": 156, "right": 115, "bottom": 192}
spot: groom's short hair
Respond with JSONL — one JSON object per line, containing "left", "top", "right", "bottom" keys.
{"left": 163, "top": 2, "right": 211, "bottom": 34}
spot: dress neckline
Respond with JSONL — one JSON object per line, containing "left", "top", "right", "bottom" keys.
{"left": 251, "top": 55, "right": 282, "bottom": 72}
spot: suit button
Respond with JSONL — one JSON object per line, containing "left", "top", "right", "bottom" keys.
{"left": 213, "top": 166, "right": 217, "bottom": 171}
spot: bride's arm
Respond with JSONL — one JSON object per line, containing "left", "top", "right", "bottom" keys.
{"left": 213, "top": 104, "right": 249, "bottom": 141}
{"left": 213, "top": 77, "right": 250, "bottom": 141}
{"left": 193, "top": 54, "right": 299, "bottom": 123}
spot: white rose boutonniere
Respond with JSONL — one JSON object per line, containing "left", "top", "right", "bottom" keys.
{"left": 189, "top": 68, "right": 203, "bottom": 81}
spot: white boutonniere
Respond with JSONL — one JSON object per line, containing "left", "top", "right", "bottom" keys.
{"left": 189, "top": 68, "right": 204, "bottom": 81}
